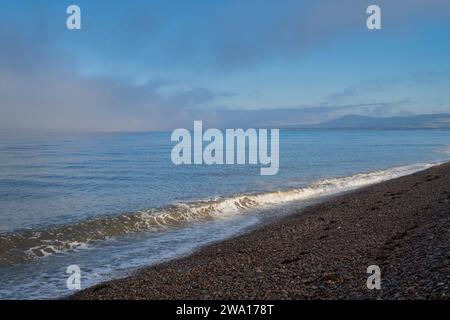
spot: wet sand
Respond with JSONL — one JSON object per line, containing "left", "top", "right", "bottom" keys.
{"left": 70, "top": 163, "right": 450, "bottom": 300}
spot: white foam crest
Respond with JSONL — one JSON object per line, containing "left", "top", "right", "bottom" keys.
{"left": 252, "top": 163, "right": 435, "bottom": 207}
{"left": 151, "top": 162, "right": 436, "bottom": 220}
{"left": 1, "top": 162, "right": 437, "bottom": 265}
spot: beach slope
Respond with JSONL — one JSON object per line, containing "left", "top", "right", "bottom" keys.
{"left": 71, "top": 163, "right": 450, "bottom": 299}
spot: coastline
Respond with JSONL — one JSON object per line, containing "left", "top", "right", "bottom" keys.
{"left": 70, "top": 162, "right": 450, "bottom": 300}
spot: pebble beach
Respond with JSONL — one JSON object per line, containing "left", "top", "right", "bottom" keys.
{"left": 70, "top": 162, "right": 450, "bottom": 300}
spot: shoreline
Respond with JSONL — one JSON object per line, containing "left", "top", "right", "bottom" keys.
{"left": 70, "top": 162, "right": 450, "bottom": 299}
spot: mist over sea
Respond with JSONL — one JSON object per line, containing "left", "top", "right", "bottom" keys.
{"left": 1, "top": 129, "right": 450, "bottom": 299}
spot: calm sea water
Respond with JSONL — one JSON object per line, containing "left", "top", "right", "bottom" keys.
{"left": 0, "top": 129, "right": 449, "bottom": 299}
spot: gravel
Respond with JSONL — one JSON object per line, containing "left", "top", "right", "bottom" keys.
{"left": 70, "top": 163, "right": 450, "bottom": 300}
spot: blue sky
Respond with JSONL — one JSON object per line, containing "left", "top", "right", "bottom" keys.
{"left": 1, "top": 0, "right": 450, "bottom": 131}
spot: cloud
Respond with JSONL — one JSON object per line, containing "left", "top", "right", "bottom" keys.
{"left": 19, "top": 0, "right": 445, "bottom": 72}
{"left": 162, "top": 0, "right": 450, "bottom": 70}
{"left": 199, "top": 101, "right": 413, "bottom": 128}
{"left": 324, "top": 77, "right": 402, "bottom": 104}
{"left": 0, "top": 26, "right": 433, "bottom": 132}
{"left": 0, "top": 44, "right": 413, "bottom": 132}
{"left": 0, "top": 24, "right": 234, "bottom": 132}
{"left": 1, "top": 1, "right": 449, "bottom": 131}
{"left": 0, "top": 70, "right": 233, "bottom": 131}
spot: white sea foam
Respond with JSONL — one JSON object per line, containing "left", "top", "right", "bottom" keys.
{"left": 0, "top": 162, "right": 437, "bottom": 265}
{"left": 185, "top": 162, "right": 436, "bottom": 214}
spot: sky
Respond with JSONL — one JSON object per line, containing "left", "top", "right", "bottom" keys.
{"left": 1, "top": 0, "right": 450, "bottom": 131}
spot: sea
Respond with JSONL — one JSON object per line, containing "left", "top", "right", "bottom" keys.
{"left": 0, "top": 129, "right": 449, "bottom": 299}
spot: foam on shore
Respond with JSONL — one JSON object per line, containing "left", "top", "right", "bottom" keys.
{"left": 0, "top": 162, "right": 436, "bottom": 266}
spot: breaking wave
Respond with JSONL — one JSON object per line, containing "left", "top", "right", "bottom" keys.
{"left": 0, "top": 162, "right": 436, "bottom": 266}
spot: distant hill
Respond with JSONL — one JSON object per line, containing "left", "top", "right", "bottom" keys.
{"left": 303, "top": 114, "right": 450, "bottom": 129}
